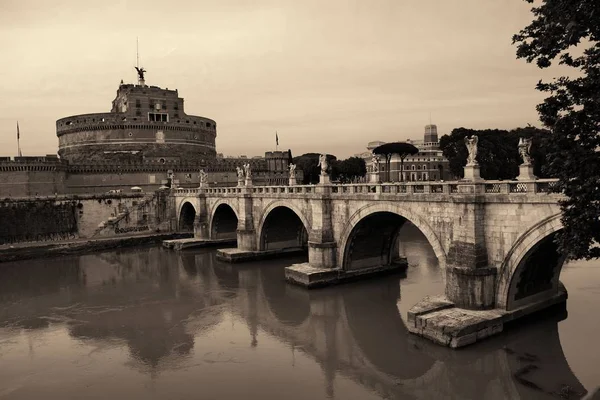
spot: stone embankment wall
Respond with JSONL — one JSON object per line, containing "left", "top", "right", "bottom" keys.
{"left": 0, "top": 191, "right": 172, "bottom": 245}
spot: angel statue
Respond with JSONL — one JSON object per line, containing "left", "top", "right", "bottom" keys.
{"left": 288, "top": 163, "right": 296, "bottom": 175}
{"left": 135, "top": 66, "right": 146, "bottom": 81}
{"left": 199, "top": 169, "right": 208, "bottom": 184}
{"left": 464, "top": 135, "right": 479, "bottom": 165}
{"left": 518, "top": 137, "right": 533, "bottom": 165}
{"left": 236, "top": 166, "right": 245, "bottom": 179}
{"left": 318, "top": 154, "right": 329, "bottom": 176}
{"left": 371, "top": 154, "right": 380, "bottom": 173}
{"left": 243, "top": 163, "right": 252, "bottom": 178}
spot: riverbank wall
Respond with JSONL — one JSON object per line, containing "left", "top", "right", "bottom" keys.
{"left": 0, "top": 190, "right": 174, "bottom": 246}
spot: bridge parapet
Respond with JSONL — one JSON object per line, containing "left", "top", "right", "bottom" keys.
{"left": 173, "top": 179, "right": 560, "bottom": 199}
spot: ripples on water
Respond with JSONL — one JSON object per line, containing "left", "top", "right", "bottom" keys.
{"left": 0, "top": 224, "right": 598, "bottom": 400}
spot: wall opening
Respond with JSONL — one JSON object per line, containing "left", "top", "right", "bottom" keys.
{"left": 178, "top": 202, "right": 196, "bottom": 232}
{"left": 506, "top": 231, "right": 566, "bottom": 311}
{"left": 211, "top": 204, "right": 238, "bottom": 240}
{"left": 343, "top": 212, "right": 407, "bottom": 270}
{"left": 260, "top": 206, "right": 308, "bottom": 252}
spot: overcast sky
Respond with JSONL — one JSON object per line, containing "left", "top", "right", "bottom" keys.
{"left": 0, "top": 0, "right": 564, "bottom": 159}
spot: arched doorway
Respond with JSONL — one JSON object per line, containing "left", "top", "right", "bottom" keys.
{"left": 178, "top": 202, "right": 196, "bottom": 232}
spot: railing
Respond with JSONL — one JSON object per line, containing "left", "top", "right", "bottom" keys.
{"left": 172, "top": 179, "right": 561, "bottom": 197}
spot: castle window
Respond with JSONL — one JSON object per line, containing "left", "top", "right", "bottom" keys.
{"left": 135, "top": 99, "right": 141, "bottom": 108}
{"left": 148, "top": 113, "right": 169, "bottom": 122}
{"left": 174, "top": 102, "right": 179, "bottom": 110}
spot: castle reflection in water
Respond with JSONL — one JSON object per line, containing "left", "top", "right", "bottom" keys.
{"left": 0, "top": 227, "right": 587, "bottom": 400}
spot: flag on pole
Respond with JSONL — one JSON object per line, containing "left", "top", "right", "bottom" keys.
{"left": 17, "top": 121, "right": 20, "bottom": 140}
{"left": 276, "top": 131, "right": 279, "bottom": 146}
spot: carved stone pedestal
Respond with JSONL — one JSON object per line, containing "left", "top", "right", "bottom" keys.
{"left": 289, "top": 176, "right": 297, "bottom": 186}
{"left": 368, "top": 171, "right": 379, "bottom": 183}
{"left": 517, "top": 164, "right": 537, "bottom": 181}
{"left": 463, "top": 164, "right": 483, "bottom": 182}
{"left": 319, "top": 174, "right": 330, "bottom": 185}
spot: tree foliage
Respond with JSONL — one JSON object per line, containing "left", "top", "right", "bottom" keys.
{"left": 514, "top": 0, "right": 600, "bottom": 259}
{"left": 292, "top": 154, "right": 366, "bottom": 184}
{"left": 373, "top": 142, "right": 419, "bottom": 182}
{"left": 439, "top": 127, "right": 552, "bottom": 180}
{"left": 292, "top": 153, "right": 337, "bottom": 184}
{"left": 331, "top": 157, "right": 367, "bottom": 183}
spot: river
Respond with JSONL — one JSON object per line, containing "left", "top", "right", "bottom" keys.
{"left": 0, "top": 225, "right": 598, "bottom": 399}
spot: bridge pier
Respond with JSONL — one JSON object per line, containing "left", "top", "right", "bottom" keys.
{"left": 406, "top": 199, "right": 567, "bottom": 348}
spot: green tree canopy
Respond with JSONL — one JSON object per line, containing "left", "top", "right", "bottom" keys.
{"left": 439, "top": 127, "right": 552, "bottom": 180}
{"left": 514, "top": 0, "right": 600, "bottom": 259}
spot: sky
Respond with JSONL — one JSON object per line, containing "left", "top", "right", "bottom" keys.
{"left": 0, "top": 0, "right": 568, "bottom": 159}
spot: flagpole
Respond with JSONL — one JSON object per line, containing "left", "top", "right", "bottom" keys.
{"left": 17, "top": 121, "right": 22, "bottom": 157}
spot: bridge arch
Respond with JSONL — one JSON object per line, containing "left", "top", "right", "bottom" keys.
{"left": 338, "top": 203, "right": 446, "bottom": 271}
{"left": 257, "top": 201, "right": 311, "bottom": 252}
{"left": 209, "top": 200, "right": 239, "bottom": 240}
{"left": 496, "top": 213, "right": 565, "bottom": 310}
{"left": 178, "top": 200, "right": 197, "bottom": 232}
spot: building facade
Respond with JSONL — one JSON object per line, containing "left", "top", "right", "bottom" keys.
{"left": 356, "top": 124, "right": 452, "bottom": 182}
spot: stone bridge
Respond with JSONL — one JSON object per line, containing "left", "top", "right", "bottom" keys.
{"left": 170, "top": 178, "right": 567, "bottom": 347}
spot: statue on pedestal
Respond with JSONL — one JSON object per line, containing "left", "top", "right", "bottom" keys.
{"left": 199, "top": 169, "right": 208, "bottom": 187}
{"left": 318, "top": 154, "right": 329, "bottom": 176}
{"left": 464, "top": 135, "right": 479, "bottom": 165}
{"left": 518, "top": 137, "right": 533, "bottom": 165}
{"left": 243, "top": 163, "right": 252, "bottom": 178}
{"left": 243, "top": 163, "right": 253, "bottom": 186}
{"left": 288, "top": 163, "right": 297, "bottom": 185}
{"left": 371, "top": 154, "right": 380, "bottom": 173}
{"left": 236, "top": 166, "right": 245, "bottom": 186}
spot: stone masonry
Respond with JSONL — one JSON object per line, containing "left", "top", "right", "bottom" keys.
{"left": 171, "top": 179, "right": 565, "bottom": 348}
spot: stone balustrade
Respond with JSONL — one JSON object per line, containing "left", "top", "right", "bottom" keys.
{"left": 173, "top": 178, "right": 560, "bottom": 198}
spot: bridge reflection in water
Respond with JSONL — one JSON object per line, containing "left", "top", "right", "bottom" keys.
{"left": 0, "top": 241, "right": 588, "bottom": 399}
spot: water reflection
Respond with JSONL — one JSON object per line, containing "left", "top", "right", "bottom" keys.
{"left": 0, "top": 243, "right": 590, "bottom": 399}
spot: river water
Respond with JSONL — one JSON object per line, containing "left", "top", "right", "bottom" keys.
{"left": 0, "top": 225, "right": 598, "bottom": 400}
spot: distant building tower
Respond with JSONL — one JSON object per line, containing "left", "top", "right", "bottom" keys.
{"left": 424, "top": 124, "right": 438, "bottom": 143}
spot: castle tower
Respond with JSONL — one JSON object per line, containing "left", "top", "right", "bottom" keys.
{"left": 424, "top": 124, "right": 438, "bottom": 143}
{"left": 56, "top": 81, "right": 217, "bottom": 164}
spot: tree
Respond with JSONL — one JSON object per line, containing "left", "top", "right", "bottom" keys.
{"left": 513, "top": 0, "right": 600, "bottom": 259}
{"left": 439, "top": 127, "right": 552, "bottom": 180}
{"left": 331, "top": 157, "right": 367, "bottom": 183}
{"left": 372, "top": 142, "right": 419, "bottom": 182}
{"left": 292, "top": 153, "right": 337, "bottom": 184}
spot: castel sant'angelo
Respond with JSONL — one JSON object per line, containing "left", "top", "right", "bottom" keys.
{"left": 0, "top": 68, "right": 294, "bottom": 197}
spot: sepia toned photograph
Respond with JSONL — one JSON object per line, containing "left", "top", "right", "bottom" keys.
{"left": 0, "top": 0, "right": 599, "bottom": 399}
